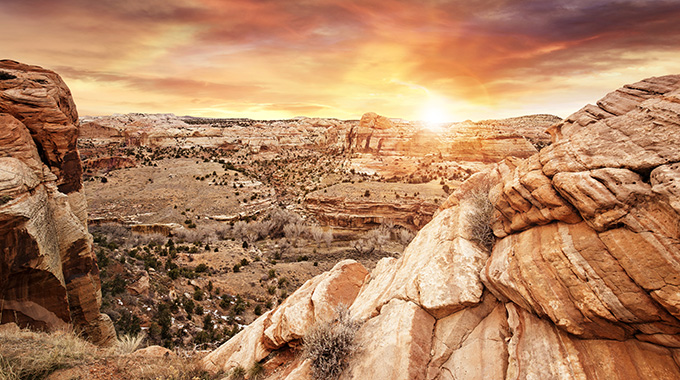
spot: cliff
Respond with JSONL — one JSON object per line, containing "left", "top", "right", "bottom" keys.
{"left": 201, "top": 75, "right": 680, "bottom": 379}
{"left": 0, "top": 60, "right": 115, "bottom": 345}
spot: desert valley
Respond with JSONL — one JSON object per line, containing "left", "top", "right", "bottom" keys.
{"left": 3, "top": 59, "right": 680, "bottom": 380}
{"left": 3, "top": 0, "right": 680, "bottom": 372}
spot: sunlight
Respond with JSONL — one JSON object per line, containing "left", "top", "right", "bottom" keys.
{"left": 419, "top": 95, "right": 453, "bottom": 132}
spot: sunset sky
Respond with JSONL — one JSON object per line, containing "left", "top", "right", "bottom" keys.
{"left": 2, "top": 0, "right": 679, "bottom": 121}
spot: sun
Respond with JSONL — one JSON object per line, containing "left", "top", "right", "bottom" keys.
{"left": 419, "top": 96, "right": 453, "bottom": 131}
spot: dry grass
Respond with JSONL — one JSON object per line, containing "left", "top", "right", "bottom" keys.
{"left": 0, "top": 326, "right": 219, "bottom": 380}
{"left": 303, "top": 305, "right": 362, "bottom": 380}
{"left": 111, "top": 332, "right": 146, "bottom": 355}
{"left": 466, "top": 187, "right": 495, "bottom": 251}
{"left": 0, "top": 327, "right": 95, "bottom": 380}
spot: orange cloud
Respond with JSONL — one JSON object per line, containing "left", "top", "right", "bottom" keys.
{"left": 2, "top": 0, "right": 680, "bottom": 120}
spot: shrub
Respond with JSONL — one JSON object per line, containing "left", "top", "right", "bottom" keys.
{"left": 248, "top": 362, "right": 265, "bottom": 379}
{"left": 113, "top": 332, "right": 146, "bottom": 355}
{"left": 303, "top": 305, "right": 362, "bottom": 380}
{"left": 230, "top": 365, "right": 246, "bottom": 380}
{"left": 466, "top": 187, "right": 495, "bottom": 251}
{"left": 195, "top": 263, "right": 209, "bottom": 273}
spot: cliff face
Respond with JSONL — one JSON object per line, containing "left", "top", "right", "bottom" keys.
{"left": 201, "top": 75, "right": 680, "bottom": 379}
{"left": 0, "top": 60, "right": 115, "bottom": 345}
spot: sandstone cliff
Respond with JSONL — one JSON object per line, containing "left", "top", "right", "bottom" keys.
{"left": 0, "top": 60, "right": 115, "bottom": 345}
{"left": 201, "top": 75, "right": 680, "bottom": 379}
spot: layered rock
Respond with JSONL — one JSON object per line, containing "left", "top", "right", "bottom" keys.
{"left": 0, "top": 60, "right": 114, "bottom": 345}
{"left": 202, "top": 75, "right": 680, "bottom": 379}
{"left": 304, "top": 193, "right": 439, "bottom": 231}
{"left": 346, "top": 112, "right": 556, "bottom": 161}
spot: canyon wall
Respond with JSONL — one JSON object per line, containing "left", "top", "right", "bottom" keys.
{"left": 201, "top": 75, "right": 680, "bottom": 379}
{"left": 0, "top": 60, "right": 115, "bottom": 345}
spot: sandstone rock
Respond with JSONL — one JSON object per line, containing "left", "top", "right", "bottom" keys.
{"left": 263, "top": 260, "right": 368, "bottom": 348}
{"left": 201, "top": 260, "right": 368, "bottom": 374}
{"left": 304, "top": 193, "right": 439, "bottom": 231}
{"left": 431, "top": 302, "right": 509, "bottom": 380}
{"left": 130, "top": 345, "right": 176, "bottom": 358}
{"left": 342, "top": 299, "right": 435, "bottom": 380}
{"left": 82, "top": 156, "right": 137, "bottom": 175}
{"left": 506, "top": 303, "right": 680, "bottom": 379}
{"left": 350, "top": 204, "right": 488, "bottom": 320}
{"left": 127, "top": 272, "right": 150, "bottom": 296}
{"left": 202, "top": 311, "right": 271, "bottom": 374}
{"left": 0, "top": 60, "right": 114, "bottom": 345}
{"left": 203, "top": 75, "right": 680, "bottom": 379}
{"left": 426, "top": 292, "right": 503, "bottom": 380}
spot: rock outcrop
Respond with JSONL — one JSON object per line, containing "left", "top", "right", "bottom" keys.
{"left": 304, "top": 192, "right": 440, "bottom": 231}
{"left": 0, "top": 60, "right": 114, "bottom": 345}
{"left": 202, "top": 75, "right": 680, "bottom": 379}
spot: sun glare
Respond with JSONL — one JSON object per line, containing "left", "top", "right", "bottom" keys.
{"left": 419, "top": 96, "right": 453, "bottom": 132}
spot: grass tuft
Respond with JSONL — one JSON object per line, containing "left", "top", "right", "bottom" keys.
{"left": 303, "top": 305, "right": 362, "bottom": 380}
{"left": 466, "top": 187, "right": 495, "bottom": 251}
{"left": 0, "top": 327, "right": 95, "bottom": 380}
{"left": 113, "top": 332, "right": 146, "bottom": 355}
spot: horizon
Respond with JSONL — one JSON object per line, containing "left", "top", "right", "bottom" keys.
{"left": 2, "top": 0, "right": 680, "bottom": 122}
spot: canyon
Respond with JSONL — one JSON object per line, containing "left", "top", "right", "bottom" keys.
{"left": 3, "top": 60, "right": 678, "bottom": 380}
{"left": 201, "top": 75, "right": 680, "bottom": 379}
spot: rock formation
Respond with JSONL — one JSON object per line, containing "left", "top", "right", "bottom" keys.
{"left": 0, "top": 60, "right": 115, "bottom": 345}
{"left": 304, "top": 191, "right": 440, "bottom": 231}
{"left": 201, "top": 75, "right": 680, "bottom": 379}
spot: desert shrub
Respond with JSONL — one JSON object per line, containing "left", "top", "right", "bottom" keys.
{"left": 466, "top": 187, "right": 495, "bottom": 251}
{"left": 113, "top": 332, "right": 146, "bottom": 355}
{"left": 397, "top": 228, "right": 415, "bottom": 247}
{"left": 195, "top": 263, "right": 209, "bottom": 273}
{"left": 352, "top": 227, "right": 389, "bottom": 255}
{"left": 102, "top": 275, "right": 127, "bottom": 296}
{"left": 303, "top": 305, "right": 362, "bottom": 380}
{"left": 248, "top": 362, "right": 265, "bottom": 379}
{"left": 230, "top": 365, "right": 246, "bottom": 380}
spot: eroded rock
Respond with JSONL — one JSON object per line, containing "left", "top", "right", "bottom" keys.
{"left": 0, "top": 60, "right": 114, "bottom": 345}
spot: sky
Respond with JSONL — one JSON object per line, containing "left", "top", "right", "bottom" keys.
{"left": 1, "top": 0, "right": 679, "bottom": 121}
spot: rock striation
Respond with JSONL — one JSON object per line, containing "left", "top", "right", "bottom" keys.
{"left": 202, "top": 75, "right": 680, "bottom": 379}
{"left": 0, "top": 60, "right": 114, "bottom": 345}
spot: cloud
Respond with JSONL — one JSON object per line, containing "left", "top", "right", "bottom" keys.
{"left": 2, "top": 0, "right": 680, "bottom": 120}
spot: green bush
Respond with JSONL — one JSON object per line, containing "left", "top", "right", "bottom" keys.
{"left": 303, "top": 305, "right": 362, "bottom": 380}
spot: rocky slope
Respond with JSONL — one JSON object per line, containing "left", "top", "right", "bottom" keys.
{"left": 0, "top": 60, "right": 114, "bottom": 345}
{"left": 200, "top": 75, "right": 680, "bottom": 379}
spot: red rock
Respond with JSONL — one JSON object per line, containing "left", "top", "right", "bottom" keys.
{"left": 0, "top": 60, "right": 114, "bottom": 345}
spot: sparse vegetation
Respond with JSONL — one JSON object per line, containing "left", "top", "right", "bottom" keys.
{"left": 466, "top": 186, "right": 495, "bottom": 251}
{"left": 303, "top": 305, "right": 362, "bottom": 380}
